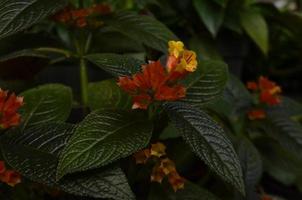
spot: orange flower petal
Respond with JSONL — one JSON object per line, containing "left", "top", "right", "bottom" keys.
{"left": 248, "top": 109, "right": 266, "bottom": 120}
{"left": 150, "top": 142, "right": 166, "bottom": 158}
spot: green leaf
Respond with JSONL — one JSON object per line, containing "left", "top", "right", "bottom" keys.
{"left": 105, "top": 11, "right": 178, "bottom": 52}
{"left": 159, "top": 123, "right": 181, "bottom": 140}
{"left": 57, "top": 109, "right": 153, "bottom": 179}
{"left": 88, "top": 80, "right": 132, "bottom": 110}
{"left": 182, "top": 60, "right": 228, "bottom": 106}
{"left": 148, "top": 181, "right": 220, "bottom": 200}
{"left": 0, "top": 49, "right": 50, "bottom": 80}
{"left": 0, "top": 123, "right": 135, "bottom": 200}
{"left": 193, "top": 0, "right": 225, "bottom": 36}
{"left": 164, "top": 102, "right": 245, "bottom": 195}
{"left": 168, "top": 181, "right": 220, "bottom": 200}
{"left": 0, "top": 0, "right": 67, "bottom": 39}
{"left": 86, "top": 53, "right": 144, "bottom": 77}
{"left": 223, "top": 73, "right": 253, "bottom": 114}
{"left": 240, "top": 9, "right": 269, "bottom": 54}
{"left": 20, "top": 84, "right": 73, "bottom": 130}
{"left": 269, "top": 96, "right": 302, "bottom": 117}
{"left": 188, "top": 35, "right": 222, "bottom": 61}
{"left": 267, "top": 111, "right": 302, "bottom": 160}
{"left": 237, "top": 138, "right": 262, "bottom": 199}
{"left": 255, "top": 138, "right": 302, "bottom": 186}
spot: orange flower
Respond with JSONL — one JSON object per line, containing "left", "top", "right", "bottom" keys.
{"left": 168, "top": 171, "right": 185, "bottom": 192}
{"left": 118, "top": 41, "right": 197, "bottom": 109}
{"left": 247, "top": 76, "right": 281, "bottom": 106}
{"left": 247, "top": 81, "right": 258, "bottom": 91}
{"left": 0, "top": 161, "right": 6, "bottom": 174}
{"left": 91, "top": 3, "right": 112, "bottom": 15}
{"left": 118, "top": 61, "right": 186, "bottom": 109}
{"left": 261, "top": 194, "right": 273, "bottom": 200}
{"left": 133, "top": 149, "right": 151, "bottom": 164}
{"left": 0, "top": 170, "right": 21, "bottom": 187}
{"left": 150, "top": 142, "right": 166, "bottom": 158}
{"left": 159, "top": 158, "right": 176, "bottom": 175}
{"left": 0, "top": 161, "right": 21, "bottom": 187}
{"left": 248, "top": 109, "right": 266, "bottom": 120}
{"left": 0, "top": 89, "right": 24, "bottom": 129}
{"left": 151, "top": 164, "right": 166, "bottom": 183}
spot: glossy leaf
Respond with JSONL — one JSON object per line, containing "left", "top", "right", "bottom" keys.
{"left": 86, "top": 53, "right": 144, "bottom": 77}
{"left": 240, "top": 9, "right": 269, "bottom": 54}
{"left": 182, "top": 60, "right": 228, "bottom": 106}
{"left": 0, "top": 0, "right": 67, "bottom": 39}
{"left": 164, "top": 102, "right": 245, "bottom": 195}
{"left": 20, "top": 84, "right": 73, "bottom": 130}
{"left": 0, "top": 123, "right": 135, "bottom": 200}
{"left": 237, "top": 139, "right": 262, "bottom": 199}
{"left": 193, "top": 0, "right": 225, "bottom": 36}
{"left": 57, "top": 109, "right": 153, "bottom": 179}
{"left": 105, "top": 11, "right": 177, "bottom": 52}
{"left": 267, "top": 111, "right": 302, "bottom": 160}
{"left": 88, "top": 80, "right": 132, "bottom": 110}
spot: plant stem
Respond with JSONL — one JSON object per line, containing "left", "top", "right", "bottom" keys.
{"left": 35, "top": 47, "right": 71, "bottom": 58}
{"left": 80, "top": 59, "right": 89, "bottom": 106}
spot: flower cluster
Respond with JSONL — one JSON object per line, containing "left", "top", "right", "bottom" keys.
{"left": 134, "top": 142, "right": 185, "bottom": 192}
{"left": 0, "top": 161, "right": 21, "bottom": 187}
{"left": 246, "top": 76, "right": 282, "bottom": 120}
{"left": 52, "top": 3, "right": 111, "bottom": 28}
{"left": 0, "top": 89, "right": 24, "bottom": 129}
{"left": 118, "top": 41, "right": 198, "bottom": 109}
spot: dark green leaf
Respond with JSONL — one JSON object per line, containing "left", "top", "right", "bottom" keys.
{"left": 0, "top": 49, "right": 49, "bottom": 80}
{"left": 164, "top": 102, "right": 245, "bottom": 195}
{"left": 105, "top": 11, "right": 177, "bottom": 52}
{"left": 193, "top": 0, "right": 225, "bottom": 36}
{"left": 269, "top": 96, "right": 302, "bottom": 117}
{"left": 86, "top": 53, "right": 144, "bottom": 77}
{"left": 0, "top": 0, "right": 67, "bottom": 39}
{"left": 0, "top": 123, "right": 135, "bottom": 200}
{"left": 88, "top": 80, "right": 132, "bottom": 110}
{"left": 240, "top": 9, "right": 269, "bottom": 54}
{"left": 267, "top": 111, "right": 302, "bottom": 160}
{"left": 20, "top": 84, "right": 72, "bottom": 130}
{"left": 159, "top": 123, "right": 181, "bottom": 140}
{"left": 57, "top": 109, "right": 153, "bottom": 179}
{"left": 182, "top": 60, "right": 228, "bottom": 106}
{"left": 237, "top": 138, "right": 262, "bottom": 199}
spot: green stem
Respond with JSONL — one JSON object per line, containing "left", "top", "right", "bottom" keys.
{"left": 80, "top": 59, "right": 89, "bottom": 106}
{"left": 35, "top": 47, "right": 71, "bottom": 58}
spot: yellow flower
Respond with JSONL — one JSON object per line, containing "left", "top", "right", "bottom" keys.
{"left": 150, "top": 142, "right": 166, "bottom": 158}
{"left": 168, "top": 41, "right": 184, "bottom": 58}
{"left": 179, "top": 50, "right": 197, "bottom": 72}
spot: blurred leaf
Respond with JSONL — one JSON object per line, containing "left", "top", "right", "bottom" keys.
{"left": 193, "top": 0, "right": 225, "bottom": 36}
{"left": 182, "top": 60, "right": 228, "bottom": 106}
{"left": 105, "top": 11, "right": 178, "bottom": 52}
{"left": 159, "top": 123, "right": 181, "bottom": 140}
{"left": 148, "top": 181, "right": 220, "bottom": 200}
{"left": 188, "top": 36, "right": 222, "bottom": 60}
{"left": 0, "top": 0, "right": 67, "bottom": 39}
{"left": 267, "top": 111, "right": 302, "bottom": 160}
{"left": 0, "top": 123, "right": 135, "bottom": 200}
{"left": 255, "top": 138, "right": 302, "bottom": 185}
{"left": 164, "top": 102, "right": 245, "bottom": 195}
{"left": 268, "top": 96, "right": 302, "bottom": 117}
{"left": 88, "top": 79, "right": 132, "bottom": 110}
{"left": 86, "top": 53, "right": 144, "bottom": 77}
{"left": 237, "top": 138, "right": 262, "bottom": 200}
{"left": 20, "top": 84, "right": 72, "bottom": 130}
{"left": 0, "top": 49, "right": 49, "bottom": 80}
{"left": 57, "top": 109, "right": 153, "bottom": 179}
{"left": 240, "top": 9, "right": 269, "bottom": 54}
{"left": 91, "top": 31, "right": 144, "bottom": 54}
